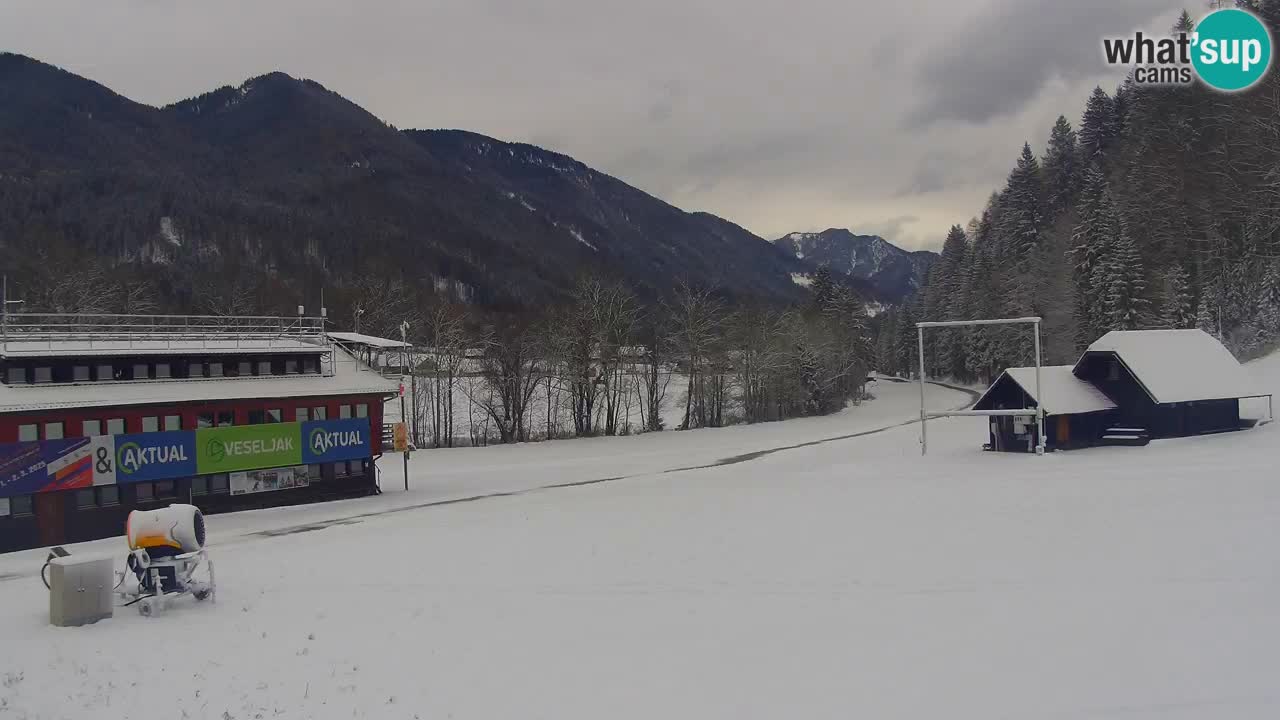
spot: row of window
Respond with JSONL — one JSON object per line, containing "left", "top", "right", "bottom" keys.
{"left": 1, "top": 461, "right": 369, "bottom": 516}
{"left": 16, "top": 403, "right": 369, "bottom": 442}
{"left": 4, "top": 355, "right": 323, "bottom": 386}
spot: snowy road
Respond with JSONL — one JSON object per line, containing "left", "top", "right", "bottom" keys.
{"left": 3, "top": 367, "right": 1279, "bottom": 719}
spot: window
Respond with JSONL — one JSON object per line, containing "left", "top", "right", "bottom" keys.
{"left": 307, "top": 464, "right": 321, "bottom": 480}
{"left": 217, "top": 411, "right": 235, "bottom": 427}
{"left": 1107, "top": 360, "right": 1120, "bottom": 381}
{"left": 98, "top": 486, "right": 119, "bottom": 506}
{"left": 257, "top": 360, "right": 272, "bottom": 376}
{"left": 339, "top": 405, "right": 352, "bottom": 419}
{"left": 33, "top": 367, "right": 52, "bottom": 384}
{"left": 11, "top": 494, "right": 33, "bottom": 516}
{"left": 238, "top": 361, "right": 252, "bottom": 376}
{"left": 96, "top": 364, "right": 113, "bottom": 381}
{"left": 135, "top": 483, "right": 155, "bottom": 503}
{"left": 313, "top": 406, "right": 327, "bottom": 420}
{"left": 141, "top": 416, "right": 159, "bottom": 433}
{"left": 164, "top": 415, "right": 182, "bottom": 431}
{"left": 44, "top": 422, "right": 64, "bottom": 440}
{"left": 209, "top": 362, "right": 223, "bottom": 377}
{"left": 248, "top": 410, "right": 265, "bottom": 425}
{"left": 197, "top": 413, "right": 214, "bottom": 429}
{"left": 73, "top": 366, "right": 90, "bottom": 382}
{"left": 155, "top": 363, "right": 171, "bottom": 379}
{"left": 296, "top": 407, "right": 310, "bottom": 422}
{"left": 82, "top": 420, "right": 102, "bottom": 437}
{"left": 209, "top": 474, "right": 229, "bottom": 494}
{"left": 18, "top": 424, "right": 37, "bottom": 442}
{"left": 155, "top": 480, "right": 176, "bottom": 499}
{"left": 7, "top": 367, "right": 27, "bottom": 384}
{"left": 75, "top": 488, "right": 97, "bottom": 510}
{"left": 303, "top": 357, "right": 318, "bottom": 374}
{"left": 107, "top": 418, "right": 125, "bottom": 435}
{"left": 356, "top": 403, "right": 369, "bottom": 419}
{"left": 132, "top": 363, "right": 149, "bottom": 380}
{"left": 285, "top": 359, "right": 299, "bottom": 374}
{"left": 267, "top": 408, "right": 282, "bottom": 423}
{"left": 191, "top": 477, "right": 209, "bottom": 496}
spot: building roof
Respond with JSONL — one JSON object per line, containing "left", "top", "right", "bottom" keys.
{"left": 1079, "top": 329, "right": 1264, "bottom": 404}
{"left": 975, "top": 365, "right": 1118, "bottom": 415}
{"left": 0, "top": 347, "right": 399, "bottom": 414}
{"left": 327, "top": 332, "right": 411, "bottom": 349}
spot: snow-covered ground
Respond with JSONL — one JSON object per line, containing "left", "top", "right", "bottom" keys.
{"left": 1, "top": 360, "right": 1278, "bottom": 719}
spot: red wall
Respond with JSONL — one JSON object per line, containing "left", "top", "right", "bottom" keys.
{"left": 0, "top": 394, "right": 389, "bottom": 454}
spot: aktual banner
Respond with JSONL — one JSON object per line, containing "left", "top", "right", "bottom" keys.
{"left": 301, "top": 418, "right": 371, "bottom": 464}
{"left": 196, "top": 423, "right": 303, "bottom": 474}
{"left": 112, "top": 431, "right": 197, "bottom": 484}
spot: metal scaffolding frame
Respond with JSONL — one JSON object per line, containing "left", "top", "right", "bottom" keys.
{"left": 916, "top": 316, "right": 1044, "bottom": 456}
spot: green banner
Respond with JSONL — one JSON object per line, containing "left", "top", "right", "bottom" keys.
{"left": 196, "top": 423, "right": 303, "bottom": 474}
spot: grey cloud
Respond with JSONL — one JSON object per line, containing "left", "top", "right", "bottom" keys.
{"left": 907, "top": 0, "right": 1171, "bottom": 127}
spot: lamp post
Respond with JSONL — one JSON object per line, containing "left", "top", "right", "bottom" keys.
{"left": 399, "top": 320, "right": 410, "bottom": 492}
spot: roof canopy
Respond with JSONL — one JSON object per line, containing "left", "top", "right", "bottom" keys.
{"left": 974, "top": 365, "right": 1118, "bottom": 415}
{"left": 1078, "top": 329, "right": 1261, "bottom": 404}
{"left": 327, "top": 332, "right": 411, "bottom": 349}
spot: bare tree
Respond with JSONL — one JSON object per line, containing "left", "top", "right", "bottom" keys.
{"left": 633, "top": 309, "right": 673, "bottom": 432}
{"left": 469, "top": 314, "right": 546, "bottom": 443}
{"left": 664, "top": 279, "right": 724, "bottom": 430}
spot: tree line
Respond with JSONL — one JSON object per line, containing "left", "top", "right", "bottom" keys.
{"left": 876, "top": 4, "right": 1280, "bottom": 384}
{"left": 403, "top": 271, "right": 872, "bottom": 446}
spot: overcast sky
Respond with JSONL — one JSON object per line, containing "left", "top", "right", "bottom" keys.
{"left": 1, "top": 0, "right": 1183, "bottom": 250}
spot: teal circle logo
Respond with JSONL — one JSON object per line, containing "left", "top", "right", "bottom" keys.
{"left": 1192, "top": 8, "right": 1272, "bottom": 92}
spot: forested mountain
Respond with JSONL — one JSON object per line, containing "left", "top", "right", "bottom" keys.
{"left": 875, "top": 5, "right": 1280, "bottom": 383}
{"left": 773, "top": 229, "right": 936, "bottom": 303}
{"left": 0, "top": 53, "right": 811, "bottom": 329}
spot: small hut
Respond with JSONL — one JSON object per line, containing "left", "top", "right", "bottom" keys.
{"left": 974, "top": 329, "right": 1270, "bottom": 452}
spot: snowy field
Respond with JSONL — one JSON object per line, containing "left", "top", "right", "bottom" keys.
{"left": 1, "top": 361, "right": 1278, "bottom": 719}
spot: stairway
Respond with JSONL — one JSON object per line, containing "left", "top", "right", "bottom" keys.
{"left": 1099, "top": 426, "right": 1151, "bottom": 447}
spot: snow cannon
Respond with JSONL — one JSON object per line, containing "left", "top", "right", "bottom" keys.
{"left": 118, "top": 504, "right": 216, "bottom": 617}
{"left": 127, "top": 503, "right": 206, "bottom": 553}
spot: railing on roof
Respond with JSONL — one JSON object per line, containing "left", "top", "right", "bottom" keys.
{"left": 0, "top": 312, "right": 329, "bottom": 353}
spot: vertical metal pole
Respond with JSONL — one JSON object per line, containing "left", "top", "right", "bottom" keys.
{"left": 918, "top": 325, "right": 927, "bottom": 456}
{"left": 1033, "top": 319, "right": 1045, "bottom": 455}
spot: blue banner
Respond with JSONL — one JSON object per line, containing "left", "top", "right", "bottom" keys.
{"left": 301, "top": 418, "right": 371, "bottom": 464}
{"left": 113, "top": 431, "right": 197, "bottom": 483}
{"left": 0, "top": 439, "right": 93, "bottom": 496}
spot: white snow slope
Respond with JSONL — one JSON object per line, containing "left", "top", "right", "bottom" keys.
{"left": 1, "top": 361, "right": 1279, "bottom": 719}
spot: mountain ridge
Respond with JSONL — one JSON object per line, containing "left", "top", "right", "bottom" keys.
{"left": 773, "top": 228, "right": 937, "bottom": 303}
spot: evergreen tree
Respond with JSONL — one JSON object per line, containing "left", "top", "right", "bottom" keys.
{"left": 1159, "top": 264, "right": 1194, "bottom": 329}
{"left": 1043, "top": 116, "right": 1080, "bottom": 219}
{"left": 998, "top": 143, "right": 1045, "bottom": 262}
{"left": 809, "top": 265, "right": 836, "bottom": 311}
{"left": 1070, "top": 165, "right": 1109, "bottom": 348}
{"left": 1101, "top": 223, "right": 1150, "bottom": 331}
{"left": 1079, "top": 87, "right": 1115, "bottom": 159}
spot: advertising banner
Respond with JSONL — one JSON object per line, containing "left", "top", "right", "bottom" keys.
{"left": 0, "top": 438, "right": 93, "bottom": 496}
{"left": 230, "top": 465, "right": 310, "bottom": 496}
{"left": 301, "top": 418, "right": 371, "bottom": 464}
{"left": 89, "top": 435, "right": 117, "bottom": 486}
{"left": 196, "top": 423, "right": 303, "bottom": 474}
{"left": 112, "top": 431, "right": 197, "bottom": 484}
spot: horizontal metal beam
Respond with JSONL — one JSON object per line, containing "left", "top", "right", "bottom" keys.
{"left": 916, "top": 317, "right": 1041, "bottom": 328}
{"left": 926, "top": 409, "right": 1037, "bottom": 418}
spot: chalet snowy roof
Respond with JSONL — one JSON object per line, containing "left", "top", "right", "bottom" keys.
{"left": 327, "top": 332, "right": 411, "bottom": 349}
{"left": 0, "top": 347, "right": 399, "bottom": 414}
{"left": 1079, "top": 329, "right": 1263, "bottom": 404}
{"left": 975, "top": 365, "right": 1118, "bottom": 415}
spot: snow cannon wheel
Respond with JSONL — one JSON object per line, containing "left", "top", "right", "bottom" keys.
{"left": 194, "top": 588, "right": 211, "bottom": 602}
{"left": 137, "top": 597, "right": 162, "bottom": 617}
